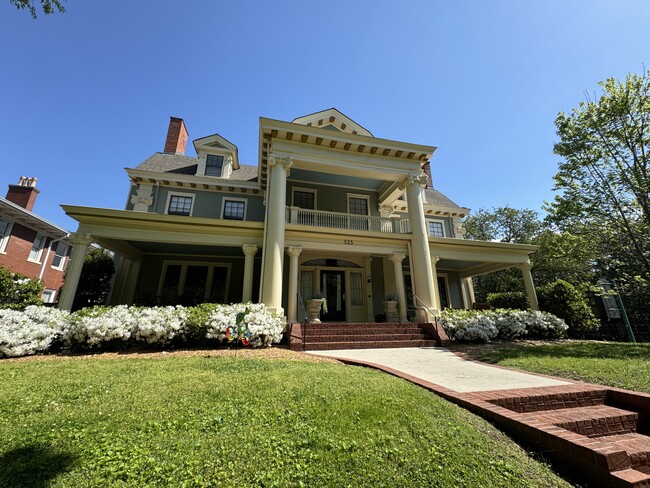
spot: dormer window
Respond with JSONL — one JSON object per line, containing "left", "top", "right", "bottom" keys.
{"left": 205, "top": 155, "right": 224, "bottom": 177}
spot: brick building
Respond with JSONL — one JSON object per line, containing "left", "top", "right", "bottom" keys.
{"left": 0, "top": 177, "right": 70, "bottom": 303}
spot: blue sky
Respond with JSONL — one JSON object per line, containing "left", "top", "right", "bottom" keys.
{"left": 1, "top": 0, "right": 648, "bottom": 229}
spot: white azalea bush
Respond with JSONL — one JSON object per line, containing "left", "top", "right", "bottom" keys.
{"left": 0, "top": 306, "right": 69, "bottom": 357}
{"left": 1, "top": 302, "right": 284, "bottom": 358}
{"left": 132, "top": 306, "right": 188, "bottom": 344}
{"left": 440, "top": 309, "right": 568, "bottom": 343}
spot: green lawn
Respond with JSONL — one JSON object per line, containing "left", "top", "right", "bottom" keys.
{"left": 462, "top": 340, "right": 650, "bottom": 393}
{"left": 0, "top": 354, "right": 571, "bottom": 487}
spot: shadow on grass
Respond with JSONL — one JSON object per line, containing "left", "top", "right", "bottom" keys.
{"left": 479, "top": 341, "right": 650, "bottom": 363}
{"left": 0, "top": 444, "right": 77, "bottom": 488}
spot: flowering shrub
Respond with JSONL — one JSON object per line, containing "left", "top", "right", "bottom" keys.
{"left": 132, "top": 306, "right": 188, "bottom": 344}
{"left": 440, "top": 309, "right": 568, "bottom": 343}
{"left": 0, "top": 302, "right": 284, "bottom": 358}
{"left": 0, "top": 306, "right": 69, "bottom": 357}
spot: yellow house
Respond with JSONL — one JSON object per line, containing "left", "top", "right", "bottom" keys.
{"left": 58, "top": 109, "right": 539, "bottom": 325}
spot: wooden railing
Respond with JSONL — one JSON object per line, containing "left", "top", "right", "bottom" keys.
{"left": 286, "top": 207, "right": 410, "bottom": 234}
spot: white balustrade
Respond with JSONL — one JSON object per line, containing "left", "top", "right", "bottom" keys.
{"left": 288, "top": 208, "right": 410, "bottom": 234}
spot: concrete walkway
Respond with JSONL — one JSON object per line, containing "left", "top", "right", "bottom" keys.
{"left": 307, "top": 346, "right": 570, "bottom": 393}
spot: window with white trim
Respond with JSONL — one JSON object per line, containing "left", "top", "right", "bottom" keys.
{"left": 42, "top": 289, "right": 56, "bottom": 303}
{"left": 51, "top": 242, "right": 69, "bottom": 270}
{"left": 166, "top": 193, "right": 194, "bottom": 216}
{"left": 205, "top": 154, "right": 224, "bottom": 176}
{"left": 0, "top": 218, "right": 12, "bottom": 253}
{"left": 292, "top": 189, "right": 316, "bottom": 209}
{"left": 221, "top": 198, "right": 246, "bottom": 220}
{"left": 28, "top": 234, "right": 46, "bottom": 263}
{"left": 427, "top": 220, "right": 446, "bottom": 237}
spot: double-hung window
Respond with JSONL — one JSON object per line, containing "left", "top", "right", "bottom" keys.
{"left": 0, "top": 218, "right": 11, "bottom": 253}
{"left": 222, "top": 198, "right": 246, "bottom": 220}
{"left": 28, "top": 234, "right": 46, "bottom": 263}
{"left": 427, "top": 220, "right": 445, "bottom": 237}
{"left": 167, "top": 193, "right": 194, "bottom": 216}
{"left": 205, "top": 155, "right": 224, "bottom": 177}
{"left": 51, "top": 242, "right": 69, "bottom": 270}
{"left": 348, "top": 195, "right": 369, "bottom": 231}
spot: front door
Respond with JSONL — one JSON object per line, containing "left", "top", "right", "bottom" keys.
{"left": 321, "top": 270, "right": 346, "bottom": 321}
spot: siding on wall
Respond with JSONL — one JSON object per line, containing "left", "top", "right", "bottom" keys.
{"left": 287, "top": 182, "right": 380, "bottom": 217}
{"left": 153, "top": 187, "right": 265, "bottom": 221}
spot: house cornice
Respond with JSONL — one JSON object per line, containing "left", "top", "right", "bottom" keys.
{"left": 125, "top": 168, "right": 260, "bottom": 193}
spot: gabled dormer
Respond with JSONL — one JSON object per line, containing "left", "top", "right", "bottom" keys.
{"left": 193, "top": 133, "right": 240, "bottom": 179}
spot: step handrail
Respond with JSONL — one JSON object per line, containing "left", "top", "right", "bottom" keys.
{"left": 298, "top": 292, "right": 308, "bottom": 351}
{"left": 412, "top": 295, "right": 444, "bottom": 341}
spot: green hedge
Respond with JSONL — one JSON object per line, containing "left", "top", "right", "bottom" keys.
{"left": 537, "top": 280, "right": 599, "bottom": 338}
{"left": 486, "top": 291, "right": 528, "bottom": 310}
{"left": 0, "top": 265, "right": 43, "bottom": 310}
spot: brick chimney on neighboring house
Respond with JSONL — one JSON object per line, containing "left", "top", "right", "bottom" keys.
{"left": 164, "top": 117, "right": 189, "bottom": 155}
{"left": 6, "top": 176, "right": 40, "bottom": 211}
{"left": 421, "top": 161, "right": 433, "bottom": 189}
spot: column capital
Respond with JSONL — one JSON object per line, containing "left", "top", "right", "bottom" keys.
{"left": 517, "top": 261, "right": 532, "bottom": 271}
{"left": 388, "top": 252, "right": 406, "bottom": 263}
{"left": 71, "top": 233, "right": 94, "bottom": 246}
{"left": 431, "top": 255, "right": 440, "bottom": 264}
{"left": 399, "top": 173, "right": 428, "bottom": 189}
{"left": 363, "top": 255, "right": 373, "bottom": 264}
{"left": 242, "top": 244, "right": 258, "bottom": 256}
{"left": 286, "top": 246, "right": 303, "bottom": 257}
{"left": 378, "top": 204, "right": 395, "bottom": 214}
{"left": 268, "top": 154, "right": 293, "bottom": 169}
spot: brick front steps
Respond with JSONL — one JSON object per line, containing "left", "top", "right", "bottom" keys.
{"left": 288, "top": 322, "right": 449, "bottom": 351}
{"left": 328, "top": 356, "right": 650, "bottom": 488}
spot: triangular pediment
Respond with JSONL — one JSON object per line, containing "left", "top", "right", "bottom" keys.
{"left": 192, "top": 133, "right": 238, "bottom": 153}
{"left": 292, "top": 108, "right": 374, "bottom": 137}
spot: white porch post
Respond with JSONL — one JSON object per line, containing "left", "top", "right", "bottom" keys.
{"left": 58, "top": 233, "right": 93, "bottom": 310}
{"left": 260, "top": 155, "right": 292, "bottom": 316}
{"left": 389, "top": 253, "right": 409, "bottom": 323}
{"left": 404, "top": 174, "right": 436, "bottom": 321}
{"left": 461, "top": 277, "right": 476, "bottom": 310}
{"left": 123, "top": 259, "right": 141, "bottom": 305}
{"left": 363, "top": 255, "right": 374, "bottom": 321}
{"left": 430, "top": 255, "right": 441, "bottom": 311}
{"left": 242, "top": 244, "right": 258, "bottom": 302}
{"left": 286, "top": 246, "right": 302, "bottom": 324}
{"left": 518, "top": 262, "right": 539, "bottom": 310}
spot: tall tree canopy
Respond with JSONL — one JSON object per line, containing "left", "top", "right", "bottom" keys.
{"left": 9, "top": 0, "right": 65, "bottom": 18}
{"left": 548, "top": 70, "right": 650, "bottom": 284}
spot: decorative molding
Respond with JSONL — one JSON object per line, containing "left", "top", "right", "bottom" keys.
{"left": 517, "top": 261, "right": 532, "bottom": 271}
{"left": 242, "top": 244, "right": 258, "bottom": 256}
{"left": 431, "top": 255, "right": 441, "bottom": 264}
{"left": 388, "top": 252, "right": 406, "bottom": 263}
{"left": 286, "top": 246, "right": 303, "bottom": 257}
{"left": 378, "top": 204, "right": 395, "bottom": 214}
{"left": 130, "top": 195, "right": 153, "bottom": 207}
{"left": 268, "top": 154, "right": 293, "bottom": 169}
{"left": 72, "top": 233, "right": 94, "bottom": 247}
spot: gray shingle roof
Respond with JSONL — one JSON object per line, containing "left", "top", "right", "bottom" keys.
{"left": 423, "top": 188, "right": 462, "bottom": 208}
{"left": 136, "top": 153, "right": 258, "bottom": 182}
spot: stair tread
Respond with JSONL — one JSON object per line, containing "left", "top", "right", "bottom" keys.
{"left": 530, "top": 405, "right": 638, "bottom": 423}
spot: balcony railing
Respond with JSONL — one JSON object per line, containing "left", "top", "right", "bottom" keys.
{"left": 286, "top": 207, "right": 410, "bottom": 234}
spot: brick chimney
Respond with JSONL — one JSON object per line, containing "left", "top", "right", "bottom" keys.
{"left": 421, "top": 161, "right": 433, "bottom": 189}
{"left": 6, "top": 176, "right": 40, "bottom": 211}
{"left": 164, "top": 117, "right": 189, "bottom": 155}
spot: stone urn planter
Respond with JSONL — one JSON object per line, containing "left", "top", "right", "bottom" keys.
{"left": 307, "top": 298, "right": 325, "bottom": 323}
{"left": 383, "top": 293, "right": 399, "bottom": 322}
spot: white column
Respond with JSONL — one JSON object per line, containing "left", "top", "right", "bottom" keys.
{"left": 430, "top": 255, "right": 441, "bottom": 311}
{"left": 389, "top": 253, "right": 409, "bottom": 323}
{"left": 110, "top": 258, "right": 132, "bottom": 305}
{"left": 363, "top": 255, "right": 374, "bottom": 321}
{"left": 242, "top": 244, "right": 258, "bottom": 302}
{"left": 57, "top": 233, "right": 94, "bottom": 310}
{"left": 518, "top": 262, "right": 539, "bottom": 310}
{"left": 404, "top": 174, "right": 436, "bottom": 321}
{"left": 123, "top": 259, "right": 141, "bottom": 305}
{"left": 460, "top": 277, "right": 476, "bottom": 310}
{"left": 286, "top": 246, "right": 302, "bottom": 324}
{"left": 260, "top": 155, "right": 292, "bottom": 316}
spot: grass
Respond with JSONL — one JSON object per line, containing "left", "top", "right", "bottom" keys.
{"left": 457, "top": 340, "right": 650, "bottom": 393}
{"left": 0, "top": 353, "right": 572, "bottom": 487}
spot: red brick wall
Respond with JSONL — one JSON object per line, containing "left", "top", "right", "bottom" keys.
{"left": 0, "top": 222, "right": 67, "bottom": 298}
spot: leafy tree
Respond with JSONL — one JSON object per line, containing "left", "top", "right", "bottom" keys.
{"left": 548, "top": 70, "right": 650, "bottom": 285}
{"left": 9, "top": 0, "right": 65, "bottom": 18}
{"left": 72, "top": 248, "right": 115, "bottom": 311}
{"left": 0, "top": 265, "right": 43, "bottom": 309}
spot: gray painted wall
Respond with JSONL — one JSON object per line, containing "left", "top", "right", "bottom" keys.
{"left": 287, "top": 182, "right": 380, "bottom": 217}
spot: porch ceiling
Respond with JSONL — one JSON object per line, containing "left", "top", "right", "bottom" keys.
{"left": 288, "top": 168, "right": 385, "bottom": 191}
{"left": 124, "top": 242, "right": 248, "bottom": 256}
